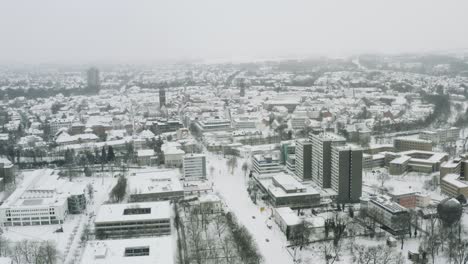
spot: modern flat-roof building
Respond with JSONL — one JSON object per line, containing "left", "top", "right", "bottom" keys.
{"left": 195, "top": 118, "right": 232, "bottom": 133}
{"left": 256, "top": 174, "right": 320, "bottom": 208}
{"left": 394, "top": 137, "right": 432, "bottom": 152}
{"left": 419, "top": 127, "right": 460, "bottom": 144}
{"left": 441, "top": 173, "right": 468, "bottom": 198}
{"left": 331, "top": 145, "right": 363, "bottom": 203}
{"left": 361, "top": 196, "right": 410, "bottom": 234}
{"left": 252, "top": 152, "right": 282, "bottom": 177}
{"left": 94, "top": 201, "right": 171, "bottom": 239}
{"left": 232, "top": 116, "right": 257, "bottom": 129}
{"left": 388, "top": 150, "right": 448, "bottom": 175}
{"left": 310, "top": 133, "right": 345, "bottom": 188}
{"left": 128, "top": 170, "right": 184, "bottom": 202}
{"left": 183, "top": 154, "right": 206, "bottom": 181}
{"left": 295, "top": 140, "right": 312, "bottom": 181}
{"left": 0, "top": 169, "right": 71, "bottom": 227}
{"left": 81, "top": 237, "right": 174, "bottom": 264}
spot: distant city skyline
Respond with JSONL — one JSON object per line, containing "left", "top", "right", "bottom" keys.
{"left": 1, "top": 0, "right": 468, "bottom": 64}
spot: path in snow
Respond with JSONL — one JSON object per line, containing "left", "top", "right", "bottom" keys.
{"left": 207, "top": 154, "right": 294, "bottom": 264}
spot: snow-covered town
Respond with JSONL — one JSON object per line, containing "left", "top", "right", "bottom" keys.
{"left": 0, "top": 55, "right": 468, "bottom": 263}
{"left": 1, "top": 1, "right": 468, "bottom": 264}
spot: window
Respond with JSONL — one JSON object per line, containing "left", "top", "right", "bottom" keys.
{"left": 124, "top": 246, "right": 150, "bottom": 257}
{"left": 123, "top": 208, "right": 151, "bottom": 215}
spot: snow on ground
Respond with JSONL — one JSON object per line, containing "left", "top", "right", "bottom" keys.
{"left": 363, "top": 169, "right": 446, "bottom": 201}
{"left": 1, "top": 170, "right": 117, "bottom": 263}
{"left": 207, "top": 153, "right": 294, "bottom": 264}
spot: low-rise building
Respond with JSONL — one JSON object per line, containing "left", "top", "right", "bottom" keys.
{"left": 256, "top": 174, "right": 320, "bottom": 208}
{"left": 252, "top": 152, "right": 282, "bottom": 177}
{"left": 419, "top": 127, "right": 460, "bottom": 144}
{"left": 128, "top": 170, "right": 184, "bottom": 202}
{"left": 361, "top": 196, "right": 410, "bottom": 234}
{"left": 394, "top": 137, "right": 432, "bottom": 152}
{"left": 137, "top": 149, "right": 156, "bottom": 166}
{"left": 94, "top": 201, "right": 171, "bottom": 239}
{"left": 273, "top": 207, "right": 301, "bottom": 239}
{"left": 81, "top": 237, "right": 174, "bottom": 264}
{"left": 441, "top": 173, "right": 468, "bottom": 198}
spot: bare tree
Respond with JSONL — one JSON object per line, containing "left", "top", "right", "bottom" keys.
{"left": 241, "top": 161, "right": 249, "bottom": 177}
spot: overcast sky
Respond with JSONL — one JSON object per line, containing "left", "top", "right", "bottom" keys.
{"left": 1, "top": 0, "right": 467, "bottom": 64}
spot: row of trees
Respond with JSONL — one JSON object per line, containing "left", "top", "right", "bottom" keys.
{"left": 0, "top": 237, "right": 58, "bottom": 264}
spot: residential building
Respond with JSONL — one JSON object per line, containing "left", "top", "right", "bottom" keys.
{"left": 331, "top": 145, "right": 363, "bottom": 203}
{"left": 183, "top": 154, "right": 206, "bottom": 181}
{"left": 94, "top": 201, "right": 171, "bottom": 239}
{"left": 295, "top": 140, "right": 312, "bottom": 181}
{"left": 310, "top": 133, "right": 345, "bottom": 188}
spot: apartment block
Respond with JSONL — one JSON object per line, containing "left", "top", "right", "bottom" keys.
{"left": 295, "top": 140, "right": 312, "bottom": 181}
{"left": 331, "top": 145, "right": 363, "bottom": 203}
{"left": 310, "top": 133, "right": 345, "bottom": 188}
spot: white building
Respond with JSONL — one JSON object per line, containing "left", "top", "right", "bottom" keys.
{"left": 81, "top": 237, "right": 174, "bottom": 264}
{"left": 232, "top": 116, "right": 257, "bottom": 129}
{"left": 94, "top": 201, "right": 171, "bottom": 239}
{"left": 252, "top": 152, "right": 282, "bottom": 177}
{"left": 183, "top": 154, "right": 207, "bottom": 181}
{"left": 163, "top": 144, "right": 185, "bottom": 168}
{"left": 0, "top": 170, "right": 69, "bottom": 227}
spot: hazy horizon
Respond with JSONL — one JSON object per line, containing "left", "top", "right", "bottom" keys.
{"left": 1, "top": 0, "right": 468, "bottom": 64}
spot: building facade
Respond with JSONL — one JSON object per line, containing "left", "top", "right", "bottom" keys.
{"left": 183, "top": 154, "right": 207, "bottom": 181}
{"left": 295, "top": 140, "right": 312, "bottom": 181}
{"left": 331, "top": 145, "right": 363, "bottom": 203}
{"left": 310, "top": 133, "right": 345, "bottom": 188}
{"left": 94, "top": 201, "right": 171, "bottom": 239}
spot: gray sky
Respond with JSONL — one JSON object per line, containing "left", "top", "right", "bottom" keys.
{"left": 1, "top": 0, "right": 467, "bottom": 64}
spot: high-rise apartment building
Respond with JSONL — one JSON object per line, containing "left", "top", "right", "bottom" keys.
{"left": 159, "top": 87, "right": 166, "bottom": 107}
{"left": 295, "top": 139, "right": 313, "bottom": 181}
{"left": 331, "top": 145, "right": 363, "bottom": 203}
{"left": 87, "top": 67, "right": 100, "bottom": 92}
{"left": 310, "top": 133, "right": 345, "bottom": 188}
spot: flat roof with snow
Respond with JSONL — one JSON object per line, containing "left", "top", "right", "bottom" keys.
{"left": 95, "top": 201, "right": 171, "bottom": 223}
{"left": 81, "top": 237, "right": 174, "bottom": 264}
{"left": 128, "top": 169, "right": 183, "bottom": 195}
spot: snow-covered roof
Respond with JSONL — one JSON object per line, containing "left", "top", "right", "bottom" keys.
{"left": 81, "top": 237, "right": 174, "bottom": 264}
{"left": 95, "top": 201, "right": 171, "bottom": 223}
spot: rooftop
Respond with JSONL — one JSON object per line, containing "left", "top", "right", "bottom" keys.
{"left": 81, "top": 237, "right": 174, "bottom": 264}
{"left": 128, "top": 169, "right": 183, "bottom": 195}
{"left": 95, "top": 201, "right": 171, "bottom": 223}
